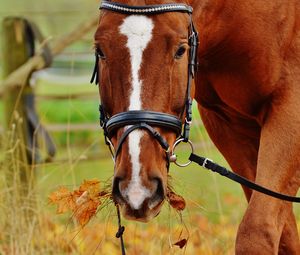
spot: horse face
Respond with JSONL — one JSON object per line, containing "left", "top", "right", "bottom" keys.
{"left": 95, "top": 8, "right": 190, "bottom": 221}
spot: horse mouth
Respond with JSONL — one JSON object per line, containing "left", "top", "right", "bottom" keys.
{"left": 119, "top": 199, "right": 165, "bottom": 222}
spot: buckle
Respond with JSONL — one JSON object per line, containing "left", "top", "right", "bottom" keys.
{"left": 202, "top": 158, "right": 213, "bottom": 169}
{"left": 185, "top": 117, "right": 192, "bottom": 125}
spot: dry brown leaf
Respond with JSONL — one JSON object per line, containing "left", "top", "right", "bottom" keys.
{"left": 48, "top": 187, "right": 76, "bottom": 214}
{"left": 49, "top": 179, "right": 103, "bottom": 226}
{"left": 74, "top": 199, "right": 100, "bottom": 226}
{"left": 79, "top": 179, "right": 101, "bottom": 197}
{"left": 167, "top": 191, "right": 186, "bottom": 211}
{"left": 173, "top": 238, "right": 187, "bottom": 249}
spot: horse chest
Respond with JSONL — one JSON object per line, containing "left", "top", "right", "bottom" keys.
{"left": 196, "top": 38, "right": 282, "bottom": 121}
{"left": 196, "top": 68, "right": 266, "bottom": 118}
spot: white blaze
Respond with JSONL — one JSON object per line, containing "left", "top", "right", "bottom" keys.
{"left": 119, "top": 16, "right": 154, "bottom": 209}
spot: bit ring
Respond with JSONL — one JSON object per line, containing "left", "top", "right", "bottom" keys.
{"left": 170, "top": 138, "right": 194, "bottom": 167}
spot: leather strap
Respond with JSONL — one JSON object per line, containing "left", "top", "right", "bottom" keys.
{"left": 189, "top": 153, "right": 300, "bottom": 203}
{"left": 90, "top": 52, "right": 100, "bottom": 85}
{"left": 100, "top": 1, "right": 193, "bottom": 15}
{"left": 116, "top": 205, "right": 126, "bottom": 255}
{"left": 115, "top": 122, "right": 169, "bottom": 158}
{"left": 106, "top": 111, "right": 182, "bottom": 138}
{"left": 114, "top": 122, "right": 170, "bottom": 170}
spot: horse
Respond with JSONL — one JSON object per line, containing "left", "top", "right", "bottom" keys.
{"left": 93, "top": 0, "right": 300, "bottom": 254}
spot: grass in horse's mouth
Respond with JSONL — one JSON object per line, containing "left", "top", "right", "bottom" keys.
{"left": 49, "top": 176, "right": 187, "bottom": 226}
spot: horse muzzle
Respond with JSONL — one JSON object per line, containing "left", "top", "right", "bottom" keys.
{"left": 112, "top": 175, "right": 166, "bottom": 222}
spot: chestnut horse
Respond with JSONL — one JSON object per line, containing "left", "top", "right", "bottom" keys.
{"left": 94, "top": 0, "right": 300, "bottom": 254}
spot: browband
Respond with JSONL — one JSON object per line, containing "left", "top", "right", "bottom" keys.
{"left": 100, "top": 0, "right": 193, "bottom": 15}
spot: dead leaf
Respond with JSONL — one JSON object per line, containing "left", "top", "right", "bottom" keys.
{"left": 79, "top": 179, "right": 101, "bottom": 197}
{"left": 173, "top": 238, "right": 187, "bottom": 249}
{"left": 74, "top": 199, "right": 100, "bottom": 226}
{"left": 49, "top": 179, "right": 103, "bottom": 226}
{"left": 48, "top": 187, "right": 76, "bottom": 214}
{"left": 167, "top": 191, "right": 186, "bottom": 211}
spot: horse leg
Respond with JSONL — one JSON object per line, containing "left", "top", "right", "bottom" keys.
{"left": 198, "top": 105, "right": 300, "bottom": 254}
{"left": 234, "top": 90, "right": 300, "bottom": 254}
{"left": 278, "top": 208, "right": 300, "bottom": 255}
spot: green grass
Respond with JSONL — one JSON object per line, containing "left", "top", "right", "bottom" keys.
{"left": 35, "top": 79, "right": 95, "bottom": 96}
{"left": 38, "top": 98, "right": 98, "bottom": 124}
{"left": 0, "top": 102, "right": 3, "bottom": 124}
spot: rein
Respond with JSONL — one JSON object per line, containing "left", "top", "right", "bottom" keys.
{"left": 189, "top": 153, "right": 300, "bottom": 203}
{"left": 116, "top": 205, "right": 126, "bottom": 255}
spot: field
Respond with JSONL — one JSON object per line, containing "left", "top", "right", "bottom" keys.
{"left": 0, "top": 72, "right": 245, "bottom": 254}
{"left": 0, "top": 80, "right": 248, "bottom": 254}
{"left": 0, "top": 1, "right": 300, "bottom": 254}
{"left": 1, "top": 80, "right": 298, "bottom": 254}
{"left": 32, "top": 81, "right": 247, "bottom": 254}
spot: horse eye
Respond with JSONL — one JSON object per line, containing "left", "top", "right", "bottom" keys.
{"left": 175, "top": 46, "right": 187, "bottom": 59}
{"left": 96, "top": 47, "right": 106, "bottom": 59}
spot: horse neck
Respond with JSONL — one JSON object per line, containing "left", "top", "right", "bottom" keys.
{"left": 189, "top": 0, "right": 227, "bottom": 23}
{"left": 189, "top": 0, "right": 232, "bottom": 52}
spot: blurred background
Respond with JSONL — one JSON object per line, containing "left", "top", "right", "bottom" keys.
{"left": 0, "top": 1, "right": 298, "bottom": 254}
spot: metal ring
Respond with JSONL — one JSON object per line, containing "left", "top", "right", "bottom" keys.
{"left": 170, "top": 138, "right": 194, "bottom": 167}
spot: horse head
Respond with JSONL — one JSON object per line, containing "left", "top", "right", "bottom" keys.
{"left": 93, "top": 0, "right": 197, "bottom": 222}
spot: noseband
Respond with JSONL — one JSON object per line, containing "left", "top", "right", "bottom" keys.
{"left": 91, "top": 0, "right": 199, "bottom": 169}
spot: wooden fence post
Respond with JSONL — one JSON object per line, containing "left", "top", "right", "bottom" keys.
{"left": 1, "top": 17, "right": 35, "bottom": 193}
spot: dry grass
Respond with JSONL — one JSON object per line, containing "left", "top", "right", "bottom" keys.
{"left": 0, "top": 120, "right": 236, "bottom": 255}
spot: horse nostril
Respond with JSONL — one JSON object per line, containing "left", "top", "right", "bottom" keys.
{"left": 112, "top": 177, "right": 124, "bottom": 203}
{"left": 154, "top": 177, "right": 165, "bottom": 198}
{"left": 149, "top": 177, "right": 165, "bottom": 209}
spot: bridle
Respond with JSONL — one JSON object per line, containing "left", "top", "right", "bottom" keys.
{"left": 91, "top": 0, "right": 199, "bottom": 170}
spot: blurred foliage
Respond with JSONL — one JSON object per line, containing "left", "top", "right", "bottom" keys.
{"left": 0, "top": 0, "right": 97, "bottom": 36}
{"left": 0, "top": 0, "right": 98, "bottom": 72}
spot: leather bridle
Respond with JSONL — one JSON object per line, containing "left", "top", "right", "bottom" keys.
{"left": 91, "top": 0, "right": 199, "bottom": 169}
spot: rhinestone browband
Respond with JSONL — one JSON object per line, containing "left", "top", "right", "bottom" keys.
{"left": 100, "top": 1, "right": 193, "bottom": 15}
